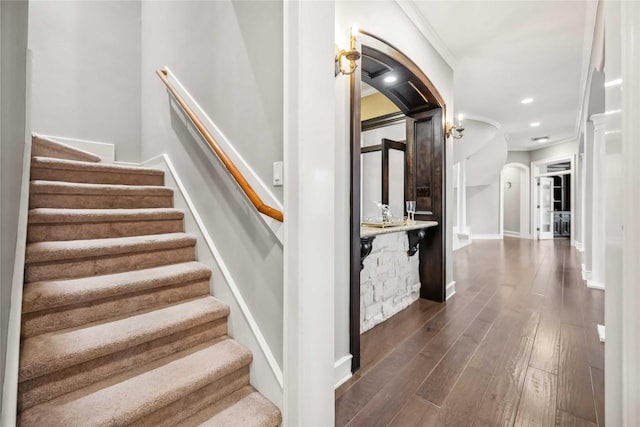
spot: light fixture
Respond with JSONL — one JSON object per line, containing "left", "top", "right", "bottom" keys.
{"left": 532, "top": 136, "right": 549, "bottom": 143}
{"left": 383, "top": 75, "right": 397, "bottom": 83}
{"left": 605, "top": 78, "right": 622, "bottom": 87}
{"left": 530, "top": 122, "right": 541, "bottom": 127}
{"left": 335, "top": 25, "right": 361, "bottom": 76}
{"left": 521, "top": 98, "right": 534, "bottom": 104}
{"left": 445, "top": 114, "right": 465, "bottom": 139}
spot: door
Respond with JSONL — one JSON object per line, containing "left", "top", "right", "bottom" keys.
{"left": 538, "top": 177, "right": 554, "bottom": 239}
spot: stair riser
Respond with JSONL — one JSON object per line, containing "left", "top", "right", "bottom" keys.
{"left": 27, "top": 219, "right": 184, "bottom": 242}
{"left": 25, "top": 246, "right": 195, "bottom": 283}
{"left": 29, "top": 194, "right": 174, "bottom": 209}
{"left": 22, "top": 280, "right": 211, "bottom": 338}
{"left": 19, "top": 323, "right": 229, "bottom": 411}
{"left": 129, "top": 367, "right": 250, "bottom": 427}
{"left": 31, "top": 167, "right": 164, "bottom": 187}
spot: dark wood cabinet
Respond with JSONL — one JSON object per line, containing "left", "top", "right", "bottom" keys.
{"left": 553, "top": 212, "right": 571, "bottom": 238}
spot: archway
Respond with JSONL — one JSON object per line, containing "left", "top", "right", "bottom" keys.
{"left": 349, "top": 31, "right": 446, "bottom": 372}
{"left": 500, "top": 162, "right": 531, "bottom": 239}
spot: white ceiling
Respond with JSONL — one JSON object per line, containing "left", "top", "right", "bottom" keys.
{"left": 409, "top": 0, "right": 597, "bottom": 151}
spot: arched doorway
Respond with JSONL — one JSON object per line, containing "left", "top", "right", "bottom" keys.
{"left": 349, "top": 31, "right": 447, "bottom": 371}
{"left": 500, "top": 162, "right": 531, "bottom": 239}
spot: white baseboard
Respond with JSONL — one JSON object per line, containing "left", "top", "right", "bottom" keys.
{"left": 142, "top": 154, "right": 283, "bottom": 409}
{"left": 446, "top": 281, "right": 456, "bottom": 300}
{"left": 597, "top": 324, "right": 606, "bottom": 342}
{"left": 334, "top": 354, "right": 353, "bottom": 389}
{"left": 471, "top": 234, "right": 503, "bottom": 240}
{"left": 587, "top": 280, "right": 605, "bottom": 290}
{"left": 453, "top": 237, "right": 472, "bottom": 251}
{"left": 575, "top": 241, "right": 584, "bottom": 252}
{"left": 581, "top": 264, "right": 592, "bottom": 281}
{"left": 503, "top": 230, "right": 520, "bottom": 238}
{"left": 39, "top": 134, "right": 116, "bottom": 163}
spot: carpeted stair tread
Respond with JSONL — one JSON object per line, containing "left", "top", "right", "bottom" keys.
{"left": 32, "top": 134, "right": 102, "bottom": 163}
{"left": 28, "top": 207, "right": 184, "bottom": 224}
{"left": 31, "top": 156, "right": 164, "bottom": 186}
{"left": 23, "top": 261, "right": 211, "bottom": 314}
{"left": 178, "top": 385, "right": 282, "bottom": 427}
{"left": 19, "top": 339, "right": 252, "bottom": 427}
{"left": 30, "top": 180, "right": 173, "bottom": 196}
{"left": 19, "top": 296, "right": 230, "bottom": 382}
{"left": 25, "top": 232, "right": 195, "bottom": 264}
{"left": 29, "top": 180, "right": 175, "bottom": 209}
{"left": 27, "top": 208, "right": 185, "bottom": 242}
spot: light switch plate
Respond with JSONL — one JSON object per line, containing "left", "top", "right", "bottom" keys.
{"left": 273, "top": 161, "right": 283, "bottom": 186}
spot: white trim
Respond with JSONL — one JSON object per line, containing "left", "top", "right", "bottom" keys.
{"left": 597, "top": 324, "right": 606, "bottom": 343}
{"left": 620, "top": 4, "right": 640, "bottom": 423}
{"left": 446, "top": 281, "right": 456, "bottom": 300}
{"left": 575, "top": 241, "right": 584, "bottom": 252}
{"left": 581, "top": 264, "right": 592, "bottom": 281}
{"left": 1, "top": 50, "right": 32, "bottom": 427}
{"left": 334, "top": 355, "right": 353, "bottom": 389}
{"left": 471, "top": 234, "right": 503, "bottom": 240}
{"left": 503, "top": 231, "right": 521, "bottom": 238}
{"left": 37, "top": 134, "right": 116, "bottom": 163}
{"left": 141, "top": 154, "right": 283, "bottom": 407}
{"left": 161, "top": 67, "right": 284, "bottom": 245}
{"left": 587, "top": 280, "right": 605, "bottom": 291}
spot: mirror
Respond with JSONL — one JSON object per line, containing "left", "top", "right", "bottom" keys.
{"left": 360, "top": 82, "right": 406, "bottom": 221}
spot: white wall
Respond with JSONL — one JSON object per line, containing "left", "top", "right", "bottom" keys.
{"left": 506, "top": 150, "right": 530, "bottom": 166}
{"left": 530, "top": 139, "right": 579, "bottom": 163}
{"left": 0, "top": 0, "right": 29, "bottom": 408}
{"left": 28, "top": 1, "right": 142, "bottom": 162}
{"left": 140, "top": 0, "right": 284, "bottom": 372}
{"left": 503, "top": 166, "right": 521, "bottom": 233}
{"left": 467, "top": 177, "right": 501, "bottom": 235}
{"left": 335, "top": 0, "right": 454, "bottom": 371}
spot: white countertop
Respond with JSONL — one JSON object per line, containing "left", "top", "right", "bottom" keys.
{"left": 360, "top": 220, "right": 438, "bottom": 238}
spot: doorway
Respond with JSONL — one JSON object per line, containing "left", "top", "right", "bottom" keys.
{"left": 349, "top": 31, "right": 446, "bottom": 372}
{"left": 531, "top": 157, "right": 575, "bottom": 242}
{"left": 500, "top": 163, "right": 531, "bottom": 239}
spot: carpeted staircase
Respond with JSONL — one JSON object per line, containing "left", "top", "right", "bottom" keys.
{"left": 17, "top": 135, "right": 282, "bottom": 426}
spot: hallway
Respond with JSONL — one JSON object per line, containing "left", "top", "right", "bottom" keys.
{"left": 336, "top": 238, "right": 604, "bottom": 427}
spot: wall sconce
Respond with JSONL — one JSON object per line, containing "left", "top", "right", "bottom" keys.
{"left": 335, "top": 26, "right": 361, "bottom": 76}
{"left": 445, "top": 114, "right": 465, "bottom": 139}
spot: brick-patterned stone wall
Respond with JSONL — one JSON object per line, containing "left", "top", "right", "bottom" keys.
{"left": 360, "top": 231, "right": 420, "bottom": 333}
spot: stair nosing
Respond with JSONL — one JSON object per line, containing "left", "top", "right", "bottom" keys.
{"left": 25, "top": 232, "right": 196, "bottom": 264}
{"left": 29, "top": 180, "right": 173, "bottom": 195}
{"left": 19, "top": 296, "right": 230, "bottom": 382}
{"left": 22, "top": 261, "right": 211, "bottom": 313}
{"left": 28, "top": 207, "right": 184, "bottom": 224}
{"left": 31, "top": 156, "right": 164, "bottom": 176}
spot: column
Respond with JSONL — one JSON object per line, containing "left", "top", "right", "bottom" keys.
{"left": 588, "top": 113, "right": 606, "bottom": 290}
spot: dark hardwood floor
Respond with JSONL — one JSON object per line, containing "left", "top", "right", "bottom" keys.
{"left": 336, "top": 237, "right": 604, "bottom": 427}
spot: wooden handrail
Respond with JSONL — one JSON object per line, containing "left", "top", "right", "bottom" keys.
{"left": 156, "top": 69, "right": 283, "bottom": 222}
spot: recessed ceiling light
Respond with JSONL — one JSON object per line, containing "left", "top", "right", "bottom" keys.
{"left": 384, "top": 76, "right": 397, "bottom": 83}
{"left": 530, "top": 122, "right": 541, "bottom": 127}
{"left": 605, "top": 78, "right": 622, "bottom": 87}
{"left": 521, "top": 98, "right": 534, "bottom": 104}
{"left": 532, "top": 136, "right": 549, "bottom": 143}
